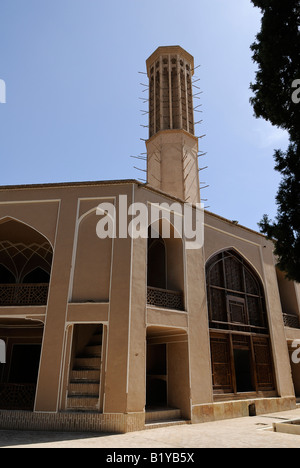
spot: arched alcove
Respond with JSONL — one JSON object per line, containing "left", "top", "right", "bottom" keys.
{"left": 147, "top": 221, "right": 185, "bottom": 311}
{"left": 71, "top": 210, "right": 112, "bottom": 302}
{"left": 206, "top": 249, "right": 276, "bottom": 396}
{"left": 0, "top": 219, "right": 53, "bottom": 306}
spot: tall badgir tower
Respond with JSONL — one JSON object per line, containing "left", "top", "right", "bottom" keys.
{"left": 146, "top": 46, "right": 200, "bottom": 205}
{"left": 0, "top": 46, "right": 299, "bottom": 433}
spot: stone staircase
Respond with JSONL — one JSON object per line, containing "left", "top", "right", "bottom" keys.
{"left": 145, "top": 407, "right": 189, "bottom": 429}
{"left": 67, "top": 329, "right": 102, "bottom": 411}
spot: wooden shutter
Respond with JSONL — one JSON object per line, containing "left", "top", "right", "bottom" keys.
{"left": 210, "top": 334, "right": 233, "bottom": 394}
{"left": 252, "top": 337, "right": 275, "bottom": 391}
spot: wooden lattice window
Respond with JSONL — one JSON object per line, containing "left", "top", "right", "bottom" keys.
{"left": 210, "top": 333, "right": 275, "bottom": 395}
{"left": 206, "top": 250, "right": 267, "bottom": 333}
{"left": 210, "top": 334, "right": 233, "bottom": 394}
{"left": 227, "top": 296, "right": 246, "bottom": 325}
{"left": 253, "top": 337, "right": 275, "bottom": 391}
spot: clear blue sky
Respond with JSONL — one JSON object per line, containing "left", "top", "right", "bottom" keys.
{"left": 0, "top": 0, "right": 289, "bottom": 231}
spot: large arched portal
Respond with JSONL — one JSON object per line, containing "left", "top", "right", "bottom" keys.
{"left": 0, "top": 219, "right": 53, "bottom": 306}
{"left": 206, "top": 249, "right": 276, "bottom": 398}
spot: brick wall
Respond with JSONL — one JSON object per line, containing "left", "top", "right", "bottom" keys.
{"left": 0, "top": 410, "right": 145, "bottom": 434}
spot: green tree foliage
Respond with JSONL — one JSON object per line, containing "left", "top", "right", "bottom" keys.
{"left": 250, "top": 0, "right": 300, "bottom": 282}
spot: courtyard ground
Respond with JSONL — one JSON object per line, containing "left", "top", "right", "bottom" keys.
{"left": 0, "top": 407, "right": 300, "bottom": 448}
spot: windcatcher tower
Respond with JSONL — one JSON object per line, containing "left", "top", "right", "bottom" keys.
{"left": 146, "top": 46, "right": 201, "bottom": 204}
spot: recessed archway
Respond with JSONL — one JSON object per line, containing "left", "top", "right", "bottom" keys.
{"left": 147, "top": 221, "right": 185, "bottom": 311}
{"left": 146, "top": 326, "right": 190, "bottom": 420}
{"left": 206, "top": 248, "right": 276, "bottom": 397}
{"left": 0, "top": 318, "right": 44, "bottom": 411}
{"left": 0, "top": 219, "right": 53, "bottom": 306}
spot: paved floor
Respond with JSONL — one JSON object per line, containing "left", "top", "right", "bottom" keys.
{"left": 1, "top": 408, "right": 300, "bottom": 448}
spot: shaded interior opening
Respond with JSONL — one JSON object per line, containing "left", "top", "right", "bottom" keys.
{"left": 23, "top": 268, "right": 50, "bottom": 284}
{"left": 9, "top": 344, "right": 41, "bottom": 384}
{"left": 146, "top": 343, "right": 167, "bottom": 407}
{"left": 233, "top": 348, "right": 254, "bottom": 393}
{"left": 147, "top": 237, "right": 166, "bottom": 289}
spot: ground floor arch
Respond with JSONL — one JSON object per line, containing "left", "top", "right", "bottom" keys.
{"left": 146, "top": 326, "right": 190, "bottom": 420}
{"left": 0, "top": 318, "right": 44, "bottom": 411}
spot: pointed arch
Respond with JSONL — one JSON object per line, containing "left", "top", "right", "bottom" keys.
{"left": 206, "top": 248, "right": 267, "bottom": 332}
{"left": 206, "top": 246, "right": 265, "bottom": 291}
{"left": 71, "top": 207, "right": 113, "bottom": 302}
{"left": 0, "top": 216, "right": 54, "bottom": 249}
{"left": 147, "top": 219, "right": 185, "bottom": 310}
{"left": 206, "top": 248, "right": 275, "bottom": 396}
{"left": 0, "top": 218, "right": 53, "bottom": 305}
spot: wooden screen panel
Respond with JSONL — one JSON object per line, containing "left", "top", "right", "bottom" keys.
{"left": 208, "top": 256, "right": 224, "bottom": 288}
{"left": 206, "top": 250, "right": 268, "bottom": 333}
{"left": 253, "top": 337, "right": 275, "bottom": 391}
{"left": 244, "top": 268, "right": 260, "bottom": 296}
{"left": 209, "top": 287, "right": 227, "bottom": 323}
{"left": 224, "top": 255, "right": 243, "bottom": 292}
{"left": 232, "top": 334, "right": 250, "bottom": 348}
{"left": 210, "top": 334, "right": 233, "bottom": 393}
{"left": 227, "top": 296, "right": 246, "bottom": 324}
{"left": 247, "top": 296, "right": 265, "bottom": 329}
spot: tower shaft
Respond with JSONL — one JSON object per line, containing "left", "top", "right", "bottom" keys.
{"left": 145, "top": 46, "right": 200, "bottom": 204}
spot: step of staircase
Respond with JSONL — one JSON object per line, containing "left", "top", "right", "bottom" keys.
{"left": 67, "top": 327, "right": 103, "bottom": 411}
{"left": 144, "top": 419, "right": 190, "bottom": 430}
{"left": 67, "top": 395, "right": 99, "bottom": 410}
{"left": 89, "top": 332, "right": 102, "bottom": 346}
{"left": 70, "top": 369, "right": 100, "bottom": 381}
{"left": 145, "top": 407, "right": 181, "bottom": 423}
{"left": 144, "top": 407, "right": 189, "bottom": 429}
{"left": 68, "top": 382, "right": 100, "bottom": 395}
{"left": 83, "top": 344, "right": 102, "bottom": 357}
{"left": 74, "top": 356, "right": 101, "bottom": 369}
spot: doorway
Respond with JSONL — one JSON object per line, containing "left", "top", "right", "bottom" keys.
{"left": 9, "top": 344, "right": 41, "bottom": 383}
{"left": 146, "top": 343, "right": 167, "bottom": 407}
{"left": 233, "top": 348, "right": 254, "bottom": 393}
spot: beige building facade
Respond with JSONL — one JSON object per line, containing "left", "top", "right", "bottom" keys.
{"left": 0, "top": 46, "right": 299, "bottom": 433}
